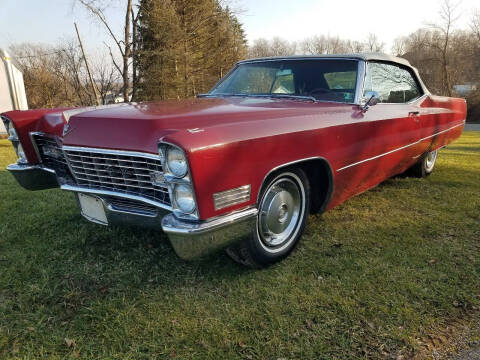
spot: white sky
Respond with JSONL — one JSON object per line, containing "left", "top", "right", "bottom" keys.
{"left": 0, "top": 0, "right": 478, "bottom": 57}
{"left": 235, "top": 0, "right": 479, "bottom": 49}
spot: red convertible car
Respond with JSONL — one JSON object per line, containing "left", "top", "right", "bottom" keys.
{"left": 2, "top": 54, "right": 466, "bottom": 267}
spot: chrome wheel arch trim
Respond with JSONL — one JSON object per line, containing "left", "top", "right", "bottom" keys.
{"left": 257, "top": 156, "right": 334, "bottom": 213}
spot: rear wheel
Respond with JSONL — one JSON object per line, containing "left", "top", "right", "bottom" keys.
{"left": 226, "top": 168, "right": 310, "bottom": 268}
{"left": 409, "top": 149, "right": 438, "bottom": 178}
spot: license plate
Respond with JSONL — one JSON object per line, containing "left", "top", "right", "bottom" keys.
{"left": 78, "top": 194, "right": 108, "bottom": 225}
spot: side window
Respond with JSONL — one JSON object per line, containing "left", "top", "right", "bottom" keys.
{"left": 364, "top": 62, "right": 422, "bottom": 103}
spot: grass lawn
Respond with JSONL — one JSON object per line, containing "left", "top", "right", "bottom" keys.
{"left": 0, "top": 133, "right": 479, "bottom": 359}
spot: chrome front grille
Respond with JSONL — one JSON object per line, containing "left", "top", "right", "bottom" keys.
{"left": 63, "top": 147, "right": 171, "bottom": 207}
{"left": 31, "top": 133, "right": 73, "bottom": 181}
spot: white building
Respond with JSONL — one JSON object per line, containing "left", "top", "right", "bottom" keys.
{"left": 453, "top": 84, "right": 477, "bottom": 96}
{"left": 1, "top": 49, "right": 28, "bottom": 134}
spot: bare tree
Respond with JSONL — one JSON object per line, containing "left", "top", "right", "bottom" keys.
{"left": 391, "top": 37, "right": 407, "bottom": 56}
{"left": 346, "top": 40, "right": 367, "bottom": 53}
{"left": 427, "top": 0, "right": 461, "bottom": 96}
{"left": 10, "top": 41, "right": 95, "bottom": 108}
{"left": 269, "top": 37, "right": 297, "bottom": 56}
{"left": 471, "top": 9, "right": 480, "bottom": 42}
{"left": 93, "top": 54, "right": 121, "bottom": 104}
{"left": 301, "top": 35, "right": 350, "bottom": 55}
{"left": 75, "top": 0, "right": 137, "bottom": 102}
{"left": 248, "top": 38, "right": 271, "bottom": 58}
{"left": 365, "top": 33, "right": 385, "bottom": 53}
{"left": 248, "top": 38, "right": 296, "bottom": 58}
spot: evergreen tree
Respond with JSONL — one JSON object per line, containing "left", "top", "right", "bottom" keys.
{"left": 137, "top": 0, "right": 247, "bottom": 100}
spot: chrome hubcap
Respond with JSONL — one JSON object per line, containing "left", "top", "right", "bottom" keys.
{"left": 259, "top": 177, "right": 302, "bottom": 247}
{"left": 425, "top": 150, "right": 438, "bottom": 171}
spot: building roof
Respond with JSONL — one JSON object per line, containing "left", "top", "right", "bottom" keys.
{"left": 239, "top": 53, "right": 412, "bottom": 68}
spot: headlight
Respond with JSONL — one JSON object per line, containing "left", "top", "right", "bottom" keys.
{"left": 2, "top": 116, "right": 11, "bottom": 134}
{"left": 173, "top": 184, "right": 196, "bottom": 213}
{"left": 8, "top": 126, "right": 17, "bottom": 141}
{"left": 159, "top": 142, "right": 197, "bottom": 218}
{"left": 16, "top": 143, "right": 28, "bottom": 164}
{"left": 166, "top": 147, "right": 188, "bottom": 178}
{"left": 2, "top": 116, "right": 27, "bottom": 164}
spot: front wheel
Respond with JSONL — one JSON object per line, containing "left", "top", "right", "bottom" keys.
{"left": 226, "top": 168, "right": 310, "bottom": 268}
{"left": 409, "top": 149, "right": 438, "bottom": 178}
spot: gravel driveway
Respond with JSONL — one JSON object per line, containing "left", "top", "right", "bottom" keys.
{"left": 453, "top": 347, "right": 480, "bottom": 360}
{"left": 464, "top": 124, "right": 480, "bottom": 131}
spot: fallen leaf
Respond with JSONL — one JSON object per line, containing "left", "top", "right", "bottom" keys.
{"left": 238, "top": 340, "right": 247, "bottom": 348}
{"left": 65, "top": 338, "right": 76, "bottom": 348}
{"left": 12, "top": 341, "right": 19, "bottom": 354}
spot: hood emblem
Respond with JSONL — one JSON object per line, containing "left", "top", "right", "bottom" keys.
{"left": 187, "top": 128, "right": 204, "bottom": 133}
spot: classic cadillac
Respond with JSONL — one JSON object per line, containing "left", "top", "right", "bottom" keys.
{"left": 2, "top": 54, "right": 466, "bottom": 267}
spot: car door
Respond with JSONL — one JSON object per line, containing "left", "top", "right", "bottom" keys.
{"left": 335, "top": 61, "right": 424, "bottom": 197}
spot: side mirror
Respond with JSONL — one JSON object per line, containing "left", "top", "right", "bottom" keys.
{"left": 361, "top": 91, "right": 380, "bottom": 112}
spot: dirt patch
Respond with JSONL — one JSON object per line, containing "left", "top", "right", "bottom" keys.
{"left": 411, "top": 311, "right": 480, "bottom": 359}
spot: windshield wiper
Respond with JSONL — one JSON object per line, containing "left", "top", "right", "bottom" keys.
{"left": 265, "top": 94, "right": 317, "bottom": 102}
{"left": 198, "top": 93, "right": 250, "bottom": 98}
{"left": 198, "top": 93, "right": 316, "bottom": 102}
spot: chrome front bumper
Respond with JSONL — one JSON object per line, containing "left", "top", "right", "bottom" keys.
{"left": 8, "top": 163, "right": 258, "bottom": 260}
{"left": 71, "top": 191, "right": 257, "bottom": 260}
{"left": 162, "top": 208, "right": 258, "bottom": 260}
{"left": 7, "top": 164, "right": 59, "bottom": 190}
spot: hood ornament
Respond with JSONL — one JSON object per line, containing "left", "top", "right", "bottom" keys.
{"left": 62, "top": 123, "right": 73, "bottom": 137}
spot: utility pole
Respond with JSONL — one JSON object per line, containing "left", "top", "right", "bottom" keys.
{"left": 74, "top": 22, "right": 101, "bottom": 106}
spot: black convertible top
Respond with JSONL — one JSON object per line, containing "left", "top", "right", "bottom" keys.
{"left": 239, "top": 53, "right": 412, "bottom": 68}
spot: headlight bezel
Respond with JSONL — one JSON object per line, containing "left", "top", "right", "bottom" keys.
{"left": 158, "top": 141, "right": 198, "bottom": 220}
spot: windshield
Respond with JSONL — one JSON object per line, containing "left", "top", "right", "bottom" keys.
{"left": 209, "top": 59, "right": 359, "bottom": 103}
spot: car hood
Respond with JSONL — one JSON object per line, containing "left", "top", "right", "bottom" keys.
{"left": 63, "top": 97, "right": 356, "bottom": 154}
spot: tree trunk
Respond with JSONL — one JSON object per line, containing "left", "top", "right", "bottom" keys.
{"left": 123, "top": 0, "right": 133, "bottom": 102}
